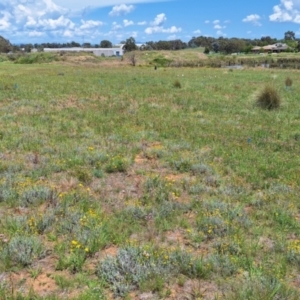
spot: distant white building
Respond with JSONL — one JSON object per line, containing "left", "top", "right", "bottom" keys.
{"left": 40, "top": 45, "right": 125, "bottom": 57}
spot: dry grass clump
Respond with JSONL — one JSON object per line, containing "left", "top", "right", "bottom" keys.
{"left": 256, "top": 84, "right": 281, "bottom": 110}
{"left": 285, "top": 76, "right": 293, "bottom": 87}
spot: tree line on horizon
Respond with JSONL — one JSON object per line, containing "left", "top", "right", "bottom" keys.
{"left": 0, "top": 31, "right": 299, "bottom": 54}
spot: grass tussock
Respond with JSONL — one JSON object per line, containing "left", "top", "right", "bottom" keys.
{"left": 256, "top": 84, "right": 281, "bottom": 110}
{"left": 173, "top": 79, "right": 181, "bottom": 88}
{"left": 285, "top": 76, "right": 293, "bottom": 87}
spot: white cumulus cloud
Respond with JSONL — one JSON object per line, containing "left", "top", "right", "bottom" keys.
{"left": 151, "top": 13, "right": 166, "bottom": 26}
{"left": 28, "top": 30, "right": 44, "bottom": 37}
{"left": 270, "top": 0, "right": 300, "bottom": 23}
{"left": 145, "top": 13, "right": 181, "bottom": 35}
{"left": 216, "top": 30, "right": 226, "bottom": 36}
{"left": 0, "top": 11, "right": 12, "bottom": 31}
{"left": 167, "top": 34, "right": 177, "bottom": 40}
{"left": 123, "top": 19, "right": 134, "bottom": 27}
{"left": 38, "top": 15, "right": 75, "bottom": 30}
{"left": 111, "top": 21, "right": 122, "bottom": 31}
{"left": 242, "top": 14, "right": 261, "bottom": 26}
{"left": 80, "top": 20, "right": 103, "bottom": 30}
{"left": 0, "top": 0, "right": 184, "bottom": 43}
{"left": 131, "top": 31, "right": 138, "bottom": 38}
{"left": 214, "top": 24, "right": 222, "bottom": 29}
{"left": 52, "top": 0, "right": 165, "bottom": 11}
{"left": 109, "top": 4, "right": 134, "bottom": 16}
{"left": 145, "top": 25, "right": 181, "bottom": 34}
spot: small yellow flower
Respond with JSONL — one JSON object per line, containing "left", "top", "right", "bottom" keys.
{"left": 85, "top": 247, "right": 89, "bottom": 252}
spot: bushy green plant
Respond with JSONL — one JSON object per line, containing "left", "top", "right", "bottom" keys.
{"left": 35, "top": 211, "right": 56, "bottom": 234}
{"left": 97, "top": 247, "right": 154, "bottom": 296}
{"left": 256, "top": 84, "right": 281, "bottom": 110}
{"left": 208, "top": 254, "right": 237, "bottom": 277}
{"left": 224, "top": 275, "right": 300, "bottom": 300}
{"left": 73, "top": 167, "right": 92, "bottom": 183}
{"left": 97, "top": 246, "right": 208, "bottom": 296}
{"left": 158, "top": 201, "right": 188, "bottom": 217}
{"left": 3, "top": 235, "right": 43, "bottom": 266}
{"left": 3, "top": 215, "right": 28, "bottom": 234}
{"left": 0, "top": 173, "right": 18, "bottom": 204}
{"left": 171, "top": 157, "right": 192, "bottom": 172}
{"left": 122, "top": 205, "right": 149, "bottom": 220}
{"left": 105, "top": 156, "right": 130, "bottom": 173}
{"left": 190, "top": 163, "right": 212, "bottom": 175}
{"left": 287, "top": 239, "right": 300, "bottom": 266}
{"left": 55, "top": 249, "right": 87, "bottom": 274}
{"left": 21, "top": 186, "right": 57, "bottom": 207}
{"left": 143, "top": 175, "right": 170, "bottom": 204}
{"left": 197, "top": 215, "right": 229, "bottom": 239}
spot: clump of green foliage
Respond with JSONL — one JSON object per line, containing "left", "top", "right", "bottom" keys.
{"left": 105, "top": 155, "right": 130, "bottom": 173}
{"left": 14, "top": 52, "right": 60, "bottom": 64}
{"left": 256, "top": 84, "right": 281, "bottom": 110}
{"left": 152, "top": 56, "right": 172, "bottom": 67}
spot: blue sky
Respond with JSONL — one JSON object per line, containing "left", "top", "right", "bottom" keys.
{"left": 1, "top": 0, "right": 300, "bottom": 44}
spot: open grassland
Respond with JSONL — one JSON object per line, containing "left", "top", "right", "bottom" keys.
{"left": 0, "top": 63, "right": 300, "bottom": 299}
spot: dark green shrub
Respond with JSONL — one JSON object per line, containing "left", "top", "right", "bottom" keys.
{"left": 256, "top": 84, "right": 281, "bottom": 110}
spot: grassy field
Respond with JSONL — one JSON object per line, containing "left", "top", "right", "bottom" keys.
{"left": 0, "top": 61, "right": 300, "bottom": 299}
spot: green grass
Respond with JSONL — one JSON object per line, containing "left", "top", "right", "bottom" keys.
{"left": 0, "top": 61, "right": 300, "bottom": 299}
